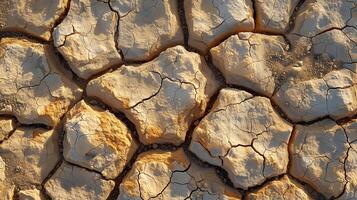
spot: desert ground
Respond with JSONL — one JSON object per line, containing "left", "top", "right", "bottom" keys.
{"left": 0, "top": 0, "right": 356, "bottom": 199}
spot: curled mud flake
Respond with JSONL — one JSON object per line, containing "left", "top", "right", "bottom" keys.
{"left": 63, "top": 100, "right": 138, "bottom": 179}
{"left": 87, "top": 46, "right": 219, "bottom": 146}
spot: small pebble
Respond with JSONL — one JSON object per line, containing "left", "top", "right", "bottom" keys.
{"left": 293, "top": 61, "right": 303, "bottom": 67}
{"left": 15, "top": 166, "right": 21, "bottom": 173}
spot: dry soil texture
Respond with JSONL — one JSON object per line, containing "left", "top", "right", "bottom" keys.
{"left": 0, "top": 0, "right": 357, "bottom": 200}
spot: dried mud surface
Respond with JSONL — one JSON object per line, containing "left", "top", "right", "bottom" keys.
{"left": 0, "top": 0, "right": 356, "bottom": 200}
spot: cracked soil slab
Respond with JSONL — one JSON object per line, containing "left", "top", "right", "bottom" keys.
{"left": 289, "top": 119, "right": 350, "bottom": 199}
{"left": 44, "top": 161, "right": 115, "bottom": 200}
{"left": 63, "top": 100, "right": 138, "bottom": 179}
{"left": 112, "top": 0, "right": 184, "bottom": 62}
{"left": 18, "top": 189, "right": 45, "bottom": 200}
{"left": 312, "top": 28, "right": 357, "bottom": 64}
{"left": 245, "top": 175, "right": 314, "bottom": 200}
{"left": 118, "top": 148, "right": 242, "bottom": 200}
{"left": 273, "top": 69, "right": 357, "bottom": 122}
{"left": 53, "top": 0, "right": 122, "bottom": 79}
{"left": 255, "top": 0, "right": 299, "bottom": 33}
{"left": 0, "top": 38, "right": 82, "bottom": 126}
{"left": 0, "top": 127, "right": 59, "bottom": 193}
{"left": 0, "top": 0, "right": 357, "bottom": 199}
{"left": 185, "top": 0, "right": 254, "bottom": 53}
{"left": 0, "top": 118, "right": 15, "bottom": 142}
{"left": 0, "top": 0, "right": 69, "bottom": 40}
{"left": 211, "top": 33, "right": 288, "bottom": 96}
{"left": 292, "top": 0, "right": 356, "bottom": 38}
{"left": 87, "top": 46, "right": 219, "bottom": 145}
{"left": 189, "top": 88, "right": 293, "bottom": 189}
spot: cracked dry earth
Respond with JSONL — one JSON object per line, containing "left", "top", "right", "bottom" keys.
{"left": 0, "top": 0, "right": 357, "bottom": 200}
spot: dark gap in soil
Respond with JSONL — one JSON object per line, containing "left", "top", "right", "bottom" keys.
{"left": 205, "top": 53, "right": 226, "bottom": 85}
{"left": 251, "top": 0, "right": 257, "bottom": 32}
{"left": 0, "top": 31, "right": 49, "bottom": 44}
{"left": 286, "top": 0, "right": 307, "bottom": 34}
{"left": 53, "top": 47, "right": 87, "bottom": 89}
{"left": 177, "top": 0, "right": 189, "bottom": 48}
{"left": 51, "top": 0, "right": 72, "bottom": 36}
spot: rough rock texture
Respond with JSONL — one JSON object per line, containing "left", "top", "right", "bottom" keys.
{"left": 0, "top": 118, "right": 15, "bottom": 142}
{"left": 18, "top": 189, "right": 44, "bottom": 200}
{"left": 246, "top": 175, "right": 313, "bottom": 200}
{"left": 339, "top": 119, "right": 357, "bottom": 200}
{"left": 0, "top": 156, "right": 14, "bottom": 199}
{"left": 189, "top": 88, "right": 293, "bottom": 189}
{"left": 63, "top": 100, "right": 138, "bottom": 179}
{"left": 1, "top": 1, "right": 357, "bottom": 199}
{"left": 0, "top": 0, "right": 68, "bottom": 40}
{"left": 87, "top": 46, "right": 218, "bottom": 145}
{"left": 255, "top": 0, "right": 299, "bottom": 33}
{"left": 44, "top": 162, "right": 115, "bottom": 200}
{"left": 292, "top": 0, "right": 356, "bottom": 37}
{"left": 0, "top": 156, "right": 4, "bottom": 181}
{"left": 312, "top": 28, "right": 357, "bottom": 64}
{"left": 0, "top": 38, "right": 82, "bottom": 126}
{"left": 274, "top": 69, "right": 357, "bottom": 122}
{"left": 0, "top": 127, "right": 59, "bottom": 190}
{"left": 185, "top": 0, "right": 254, "bottom": 52}
{"left": 118, "top": 148, "right": 242, "bottom": 200}
{"left": 112, "top": 0, "right": 183, "bottom": 61}
{"left": 211, "top": 33, "right": 288, "bottom": 96}
{"left": 53, "top": 0, "right": 121, "bottom": 79}
{"left": 289, "top": 119, "right": 349, "bottom": 199}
